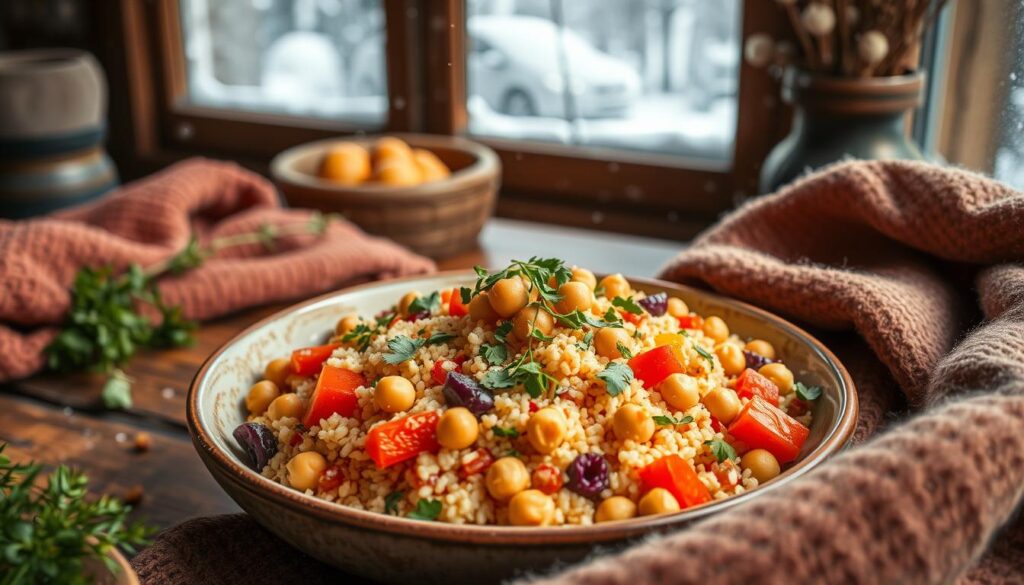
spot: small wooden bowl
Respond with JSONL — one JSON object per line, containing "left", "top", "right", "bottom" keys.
{"left": 271, "top": 134, "right": 500, "bottom": 259}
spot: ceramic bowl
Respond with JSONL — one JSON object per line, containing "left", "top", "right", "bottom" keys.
{"left": 188, "top": 272, "right": 858, "bottom": 584}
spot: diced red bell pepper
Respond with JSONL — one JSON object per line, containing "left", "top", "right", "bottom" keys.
{"left": 318, "top": 465, "right": 345, "bottom": 492}
{"left": 620, "top": 310, "right": 644, "bottom": 326}
{"left": 735, "top": 368, "right": 780, "bottom": 406}
{"left": 678, "top": 315, "right": 704, "bottom": 330}
{"left": 446, "top": 288, "right": 469, "bottom": 317}
{"left": 638, "top": 454, "right": 712, "bottom": 510}
{"left": 431, "top": 355, "right": 467, "bottom": 386}
{"left": 303, "top": 365, "right": 366, "bottom": 426}
{"left": 291, "top": 343, "right": 341, "bottom": 377}
{"left": 628, "top": 344, "right": 688, "bottom": 389}
{"left": 459, "top": 448, "right": 494, "bottom": 479}
{"left": 728, "top": 395, "right": 809, "bottom": 464}
{"left": 366, "top": 411, "right": 441, "bottom": 469}
{"left": 531, "top": 463, "right": 564, "bottom": 495}
{"left": 788, "top": 398, "right": 810, "bottom": 417}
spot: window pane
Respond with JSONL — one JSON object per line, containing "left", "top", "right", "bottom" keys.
{"left": 178, "top": 0, "right": 387, "bottom": 125}
{"left": 465, "top": 0, "right": 741, "bottom": 165}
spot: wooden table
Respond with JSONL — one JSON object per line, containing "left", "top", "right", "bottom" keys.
{"left": 0, "top": 219, "right": 682, "bottom": 532}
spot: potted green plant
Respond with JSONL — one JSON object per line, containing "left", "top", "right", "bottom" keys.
{"left": 0, "top": 445, "right": 152, "bottom": 584}
{"left": 746, "top": 0, "right": 949, "bottom": 193}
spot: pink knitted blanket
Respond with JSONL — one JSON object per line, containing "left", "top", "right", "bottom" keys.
{"left": 131, "top": 160, "right": 1024, "bottom": 584}
{"left": 0, "top": 158, "right": 435, "bottom": 382}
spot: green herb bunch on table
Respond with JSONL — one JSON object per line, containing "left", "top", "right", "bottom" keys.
{"left": 44, "top": 213, "right": 336, "bottom": 409}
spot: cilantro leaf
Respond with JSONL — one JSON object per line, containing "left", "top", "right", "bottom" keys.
{"left": 616, "top": 341, "right": 634, "bottom": 359}
{"left": 704, "top": 438, "right": 737, "bottom": 463}
{"left": 576, "top": 331, "right": 594, "bottom": 351}
{"left": 794, "top": 382, "right": 822, "bottom": 401}
{"left": 612, "top": 296, "right": 644, "bottom": 315}
{"left": 603, "top": 307, "right": 620, "bottom": 323}
{"left": 598, "top": 362, "right": 634, "bottom": 397}
{"left": 492, "top": 426, "right": 519, "bottom": 438}
{"left": 481, "top": 343, "right": 508, "bottom": 366}
{"left": 459, "top": 286, "right": 473, "bottom": 305}
{"left": 481, "top": 369, "right": 516, "bottom": 390}
{"left": 515, "top": 360, "right": 555, "bottom": 398}
{"left": 383, "top": 335, "right": 422, "bottom": 365}
{"left": 384, "top": 490, "right": 404, "bottom": 515}
{"left": 494, "top": 321, "right": 513, "bottom": 344}
{"left": 407, "top": 291, "right": 441, "bottom": 315}
{"left": 427, "top": 331, "right": 456, "bottom": 345}
{"left": 407, "top": 498, "right": 442, "bottom": 521}
{"left": 653, "top": 414, "right": 694, "bottom": 426}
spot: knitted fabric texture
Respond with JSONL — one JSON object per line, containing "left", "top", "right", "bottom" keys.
{"left": 0, "top": 158, "right": 435, "bottom": 382}
{"left": 131, "top": 161, "right": 1024, "bottom": 585}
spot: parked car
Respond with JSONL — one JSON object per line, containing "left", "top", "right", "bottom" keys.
{"left": 467, "top": 15, "right": 641, "bottom": 119}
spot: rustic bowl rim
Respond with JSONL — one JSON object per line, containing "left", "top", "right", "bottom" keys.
{"left": 188, "top": 270, "right": 858, "bottom": 545}
{"left": 269, "top": 133, "right": 500, "bottom": 199}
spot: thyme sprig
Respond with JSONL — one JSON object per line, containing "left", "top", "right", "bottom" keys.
{"left": 45, "top": 213, "right": 336, "bottom": 409}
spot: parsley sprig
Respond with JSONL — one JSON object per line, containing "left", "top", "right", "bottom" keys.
{"left": 653, "top": 414, "right": 694, "bottom": 426}
{"left": 407, "top": 498, "right": 442, "bottom": 521}
{"left": 0, "top": 444, "right": 154, "bottom": 584}
{"left": 383, "top": 332, "right": 456, "bottom": 365}
{"left": 704, "top": 438, "right": 737, "bottom": 463}
{"left": 794, "top": 382, "right": 822, "bottom": 401}
{"left": 44, "top": 213, "right": 335, "bottom": 409}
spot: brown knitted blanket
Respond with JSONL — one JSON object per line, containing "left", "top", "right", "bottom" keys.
{"left": 0, "top": 158, "right": 435, "bottom": 383}
{"left": 131, "top": 161, "right": 1024, "bottom": 585}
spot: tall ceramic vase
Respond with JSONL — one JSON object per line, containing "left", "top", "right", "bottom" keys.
{"left": 0, "top": 49, "right": 118, "bottom": 218}
{"left": 759, "top": 69, "right": 925, "bottom": 194}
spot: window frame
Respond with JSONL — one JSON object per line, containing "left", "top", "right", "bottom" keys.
{"left": 422, "top": 0, "right": 791, "bottom": 239}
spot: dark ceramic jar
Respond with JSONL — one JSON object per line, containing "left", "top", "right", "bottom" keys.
{"left": 759, "top": 69, "right": 925, "bottom": 193}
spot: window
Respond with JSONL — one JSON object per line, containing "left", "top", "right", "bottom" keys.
{"left": 178, "top": 0, "right": 387, "bottom": 126}
{"left": 465, "top": 0, "right": 742, "bottom": 164}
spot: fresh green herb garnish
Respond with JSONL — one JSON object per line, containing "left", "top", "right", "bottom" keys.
{"left": 383, "top": 332, "right": 455, "bottom": 365}
{"left": 480, "top": 343, "right": 508, "bottom": 366}
{"left": 492, "top": 426, "right": 519, "bottom": 438}
{"left": 553, "top": 309, "right": 622, "bottom": 330}
{"left": 407, "top": 498, "right": 442, "bottom": 521}
{"left": 341, "top": 323, "right": 374, "bottom": 351}
{"left": 794, "top": 382, "right": 822, "bottom": 401}
{"left": 45, "top": 214, "right": 334, "bottom": 409}
{"left": 459, "top": 286, "right": 473, "bottom": 305}
{"left": 407, "top": 291, "right": 441, "bottom": 315}
{"left": 494, "top": 321, "right": 513, "bottom": 344}
{"left": 704, "top": 438, "right": 737, "bottom": 463}
{"left": 481, "top": 369, "right": 516, "bottom": 390}
{"left": 616, "top": 341, "right": 634, "bottom": 360}
{"left": 653, "top": 414, "right": 694, "bottom": 426}
{"left": 0, "top": 444, "right": 154, "bottom": 583}
{"left": 472, "top": 257, "right": 571, "bottom": 304}
{"left": 612, "top": 296, "right": 644, "bottom": 315}
{"left": 597, "top": 362, "right": 634, "bottom": 397}
{"left": 693, "top": 343, "right": 715, "bottom": 367}
{"left": 576, "top": 331, "right": 594, "bottom": 351}
{"left": 506, "top": 449, "right": 521, "bottom": 457}
{"left": 604, "top": 307, "right": 620, "bottom": 322}
{"left": 384, "top": 490, "right": 404, "bottom": 515}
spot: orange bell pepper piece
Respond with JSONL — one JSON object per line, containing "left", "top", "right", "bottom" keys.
{"left": 290, "top": 343, "right": 341, "bottom": 377}
{"left": 628, "top": 344, "right": 687, "bottom": 389}
{"left": 734, "top": 368, "right": 780, "bottom": 406}
{"left": 366, "top": 411, "right": 441, "bottom": 469}
{"left": 638, "top": 454, "right": 712, "bottom": 509}
{"left": 727, "top": 395, "right": 809, "bottom": 464}
{"left": 303, "top": 365, "right": 366, "bottom": 426}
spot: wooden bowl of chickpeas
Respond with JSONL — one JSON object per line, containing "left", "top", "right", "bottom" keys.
{"left": 271, "top": 134, "right": 500, "bottom": 259}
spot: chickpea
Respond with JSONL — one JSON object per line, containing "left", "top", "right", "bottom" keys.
{"left": 469, "top": 292, "right": 500, "bottom": 323}
{"left": 745, "top": 339, "right": 777, "bottom": 360}
{"left": 488, "top": 278, "right": 530, "bottom": 318}
{"left": 245, "top": 380, "right": 280, "bottom": 415}
{"left": 571, "top": 266, "right": 597, "bottom": 289}
{"left": 657, "top": 373, "right": 700, "bottom": 411}
{"left": 485, "top": 457, "right": 531, "bottom": 500}
{"left": 702, "top": 387, "right": 742, "bottom": 424}
{"left": 702, "top": 316, "right": 730, "bottom": 343}
{"left": 512, "top": 306, "right": 554, "bottom": 342}
{"left": 612, "top": 404, "right": 656, "bottom": 443}
{"left": 286, "top": 451, "right": 327, "bottom": 491}
{"left": 437, "top": 407, "right": 479, "bottom": 450}
{"left": 599, "top": 273, "right": 631, "bottom": 299}
{"left": 595, "top": 496, "right": 638, "bottom": 523}
{"left": 759, "top": 363, "right": 795, "bottom": 394}
{"left": 335, "top": 313, "right": 360, "bottom": 337}
{"left": 375, "top": 376, "right": 416, "bottom": 413}
{"left": 741, "top": 449, "right": 781, "bottom": 483}
{"left": 526, "top": 408, "right": 568, "bottom": 454}
{"left": 638, "top": 488, "right": 680, "bottom": 516}
{"left": 666, "top": 297, "right": 689, "bottom": 318}
{"left": 594, "top": 327, "right": 631, "bottom": 360}
{"left": 554, "top": 281, "right": 594, "bottom": 314}
{"left": 715, "top": 343, "right": 746, "bottom": 377}
{"left": 263, "top": 358, "right": 292, "bottom": 388}
{"left": 267, "top": 393, "right": 304, "bottom": 421}
{"left": 508, "top": 489, "right": 556, "bottom": 526}
{"left": 398, "top": 291, "right": 421, "bottom": 316}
